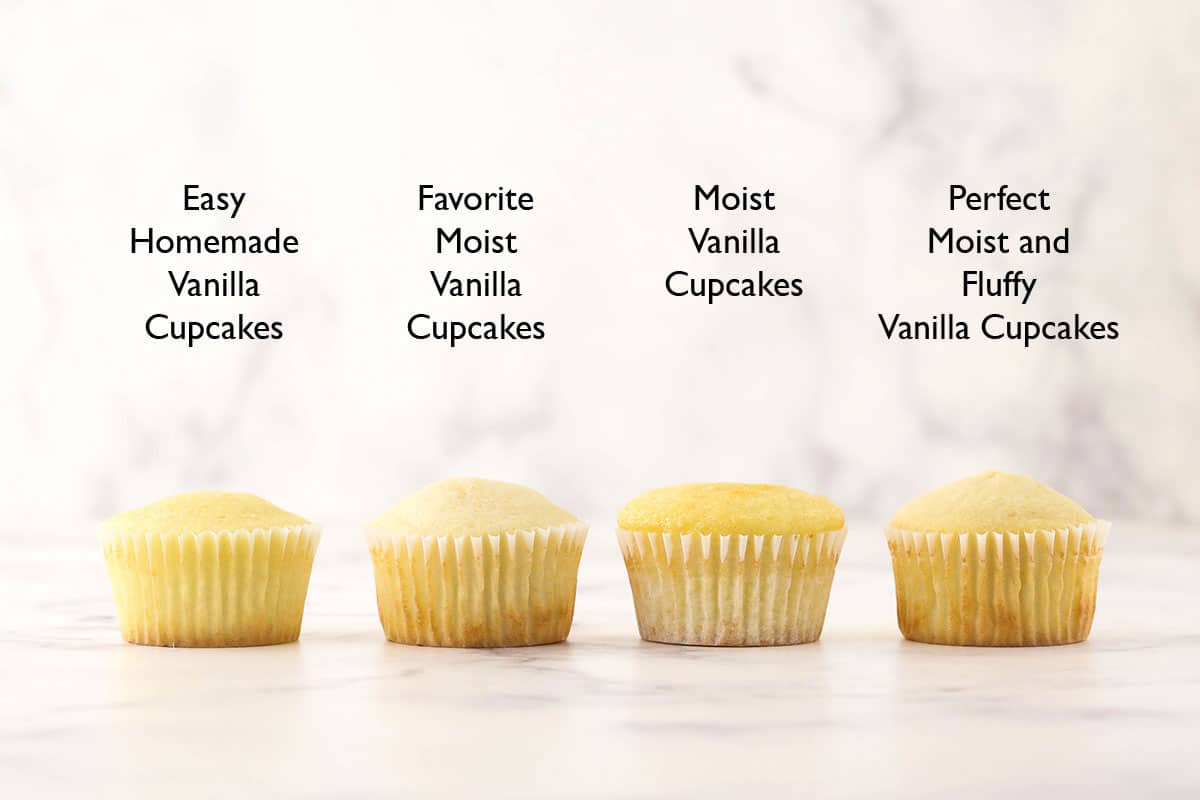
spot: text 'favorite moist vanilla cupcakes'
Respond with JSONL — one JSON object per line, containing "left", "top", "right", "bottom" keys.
{"left": 616, "top": 483, "right": 847, "bottom": 646}
{"left": 366, "top": 478, "right": 588, "bottom": 647}
{"left": 101, "top": 491, "right": 321, "bottom": 647}
{"left": 885, "top": 470, "right": 1109, "bottom": 646}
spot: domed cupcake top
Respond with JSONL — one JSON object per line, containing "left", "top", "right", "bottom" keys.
{"left": 103, "top": 491, "right": 311, "bottom": 536}
{"left": 368, "top": 477, "right": 579, "bottom": 537}
{"left": 890, "top": 470, "right": 1095, "bottom": 534}
{"left": 618, "top": 483, "right": 844, "bottom": 536}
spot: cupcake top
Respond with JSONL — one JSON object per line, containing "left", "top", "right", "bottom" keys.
{"left": 890, "top": 470, "right": 1095, "bottom": 534}
{"left": 618, "top": 483, "right": 844, "bottom": 536}
{"left": 103, "top": 491, "right": 311, "bottom": 536}
{"left": 368, "top": 477, "right": 580, "bottom": 537}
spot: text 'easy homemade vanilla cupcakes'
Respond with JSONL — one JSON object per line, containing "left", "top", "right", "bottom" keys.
{"left": 101, "top": 492, "right": 321, "bottom": 647}
{"left": 616, "top": 483, "right": 847, "bottom": 646}
{"left": 885, "top": 471, "right": 1109, "bottom": 646}
{"left": 366, "top": 478, "right": 588, "bottom": 647}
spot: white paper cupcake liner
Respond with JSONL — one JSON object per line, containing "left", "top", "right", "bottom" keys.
{"left": 100, "top": 524, "right": 321, "bottom": 647}
{"left": 616, "top": 527, "right": 847, "bottom": 646}
{"left": 885, "top": 520, "right": 1109, "bottom": 646}
{"left": 366, "top": 522, "right": 588, "bottom": 647}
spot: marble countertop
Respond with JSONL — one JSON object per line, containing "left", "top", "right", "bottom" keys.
{"left": 2, "top": 521, "right": 1197, "bottom": 799}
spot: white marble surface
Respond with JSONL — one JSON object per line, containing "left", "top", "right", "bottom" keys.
{"left": 1, "top": 4, "right": 1198, "bottom": 793}
{"left": 1, "top": 1, "right": 1199, "bottom": 528}
{"left": 3, "top": 521, "right": 1197, "bottom": 799}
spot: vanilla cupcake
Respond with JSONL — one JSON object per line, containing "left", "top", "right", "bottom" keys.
{"left": 885, "top": 470, "right": 1109, "bottom": 646}
{"left": 617, "top": 483, "right": 847, "bottom": 646}
{"left": 101, "top": 492, "right": 321, "bottom": 647}
{"left": 366, "top": 478, "right": 588, "bottom": 647}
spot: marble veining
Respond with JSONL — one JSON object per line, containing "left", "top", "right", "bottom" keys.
{"left": 1, "top": 522, "right": 1196, "bottom": 798}
{"left": 0, "top": 1, "right": 1196, "bottom": 529}
{"left": 0, "top": 4, "right": 1197, "bottom": 792}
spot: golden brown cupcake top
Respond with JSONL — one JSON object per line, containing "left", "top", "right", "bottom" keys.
{"left": 890, "top": 470, "right": 1095, "bottom": 534}
{"left": 618, "top": 483, "right": 844, "bottom": 536}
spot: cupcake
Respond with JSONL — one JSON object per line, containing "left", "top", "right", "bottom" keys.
{"left": 101, "top": 492, "right": 321, "bottom": 647}
{"left": 616, "top": 483, "right": 847, "bottom": 646}
{"left": 885, "top": 470, "right": 1109, "bottom": 646}
{"left": 366, "top": 478, "right": 588, "bottom": 647}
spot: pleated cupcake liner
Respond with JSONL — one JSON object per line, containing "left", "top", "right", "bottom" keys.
{"left": 365, "top": 522, "right": 588, "bottom": 647}
{"left": 615, "top": 527, "right": 847, "bottom": 646}
{"left": 100, "top": 525, "right": 321, "bottom": 647}
{"left": 884, "top": 520, "right": 1109, "bottom": 646}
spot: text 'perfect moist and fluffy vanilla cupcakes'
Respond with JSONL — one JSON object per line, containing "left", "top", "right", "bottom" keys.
{"left": 616, "top": 483, "right": 847, "bottom": 646}
{"left": 101, "top": 492, "right": 321, "bottom": 647}
{"left": 885, "top": 470, "right": 1109, "bottom": 647}
{"left": 366, "top": 478, "right": 589, "bottom": 647}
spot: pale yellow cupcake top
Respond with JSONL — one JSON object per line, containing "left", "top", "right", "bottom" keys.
{"left": 103, "top": 491, "right": 311, "bottom": 536}
{"left": 368, "top": 477, "right": 580, "bottom": 537}
{"left": 618, "top": 483, "right": 844, "bottom": 536}
{"left": 890, "top": 470, "right": 1095, "bottom": 534}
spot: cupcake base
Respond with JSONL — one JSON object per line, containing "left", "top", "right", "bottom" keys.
{"left": 616, "top": 527, "right": 846, "bottom": 646}
{"left": 885, "top": 521, "right": 1108, "bottom": 646}
{"left": 367, "top": 523, "right": 588, "bottom": 647}
{"left": 101, "top": 525, "right": 320, "bottom": 647}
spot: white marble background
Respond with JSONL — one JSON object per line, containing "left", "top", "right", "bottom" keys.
{"left": 0, "top": 1, "right": 1198, "bottom": 529}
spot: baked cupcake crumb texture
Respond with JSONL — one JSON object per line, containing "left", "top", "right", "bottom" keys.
{"left": 616, "top": 482, "right": 847, "bottom": 646}
{"left": 101, "top": 491, "right": 320, "bottom": 647}
{"left": 885, "top": 470, "right": 1107, "bottom": 647}
{"left": 369, "top": 477, "right": 578, "bottom": 538}
{"left": 890, "top": 470, "right": 1093, "bottom": 534}
{"left": 618, "top": 482, "right": 844, "bottom": 537}
{"left": 104, "top": 491, "right": 311, "bottom": 536}
{"left": 366, "top": 478, "right": 587, "bottom": 647}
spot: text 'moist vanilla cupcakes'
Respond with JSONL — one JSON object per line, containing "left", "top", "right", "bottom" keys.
{"left": 617, "top": 483, "right": 847, "bottom": 646}
{"left": 101, "top": 492, "right": 321, "bottom": 647}
{"left": 885, "top": 470, "right": 1109, "bottom": 646}
{"left": 366, "top": 478, "right": 588, "bottom": 647}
